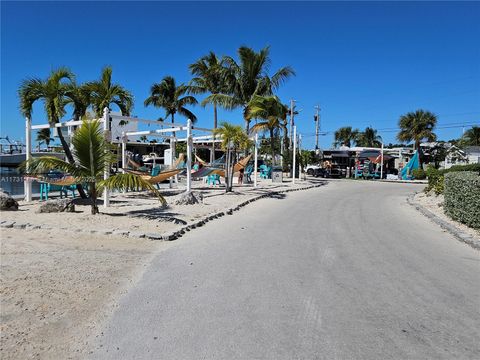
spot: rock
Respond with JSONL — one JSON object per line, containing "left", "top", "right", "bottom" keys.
{"left": 13, "top": 223, "right": 27, "bottom": 229}
{"left": 112, "top": 230, "right": 129, "bottom": 237}
{"left": 37, "top": 199, "right": 75, "bottom": 213}
{"left": 0, "top": 190, "right": 19, "bottom": 211}
{"left": 146, "top": 233, "right": 163, "bottom": 240}
{"left": 174, "top": 191, "right": 203, "bottom": 205}
{"left": 0, "top": 221, "right": 15, "bottom": 228}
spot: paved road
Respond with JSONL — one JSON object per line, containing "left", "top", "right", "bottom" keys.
{"left": 90, "top": 180, "right": 480, "bottom": 360}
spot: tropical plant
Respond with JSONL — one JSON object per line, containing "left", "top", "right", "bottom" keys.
{"left": 460, "top": 126, "right": 480, "bottom": 147}
{"left": 65, "top": 83, "right": 91, "bottom": 121}
{"left": 333, "top": 126, "right": 359, "bottom": 148}
{"left": 19, "top": 67, "right": 88, "bottom": 198}
{"left": 356, "top": 127, "right": 382, "bottom": 147}
{"left": 213, "top": 122, "right": 252, "bottom": 192}
{"left": 397, "top": 110, "right": 437, "bottom": 149}
{"left": 86, "top": 66, "right": 134, "bottom": 117}
{"left": 24, "top": 120, "right": 164, "bottom": 214}
{"left": 188, "top": 51, "right": 228, "bottom": 130}
{"left": 216, "top": 46, "right": 295, "bottom": 133}
{"left": 145, "top": 76, "right": 197, "bottom": 124}
{"left": 247, "top": 95, "right": 287, "bottom": 164}
{"left": 36, "top": 128, "right": 53, "bottom": 148}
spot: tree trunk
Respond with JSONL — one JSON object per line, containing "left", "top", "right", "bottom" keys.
{"left": 225, "top": 148, "right": 230, "bottom": 193}
{"left": 270, "top": 128, "right": 275, "bottom": 166}
{"left": 56, "top": 127, "right": 88, "bottom": 199}
{"left": 244, "top": 112, "right": 250, "bottom": 134}
{"left": 89, "top": 183, "right": 98, "bottom": 215}
{"left": 211, "top": 104, "right": 217, "bottom": 162}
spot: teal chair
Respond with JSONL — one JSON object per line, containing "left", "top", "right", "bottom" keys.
{"left": 207, "top": 174, "right": 221, "bottom": 185}
{"left": 39, "top": 183, "right": 76, "bottom": 200}
{"left": 260, "top": 165, "right": 272, "bottom": 179}
{"left": 245, "top": 164, "right": 254, "bottom": 183}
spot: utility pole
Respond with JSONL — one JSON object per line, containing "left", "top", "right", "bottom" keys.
{"left": 289, "top": 99, "right": 296, "bottom": 150}
{"left": 314, "top": 105, "right": 321, "bottom": 151}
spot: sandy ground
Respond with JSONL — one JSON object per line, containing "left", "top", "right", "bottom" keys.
{"left": 414, "top": 192, "right": 480, "bottom": 242}
{"left": 0, "top": 178, "right": 320, "bottom": 360}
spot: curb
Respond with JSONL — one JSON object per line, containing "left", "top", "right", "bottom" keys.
{"left": 407, "top": 194, "right": 480, "bottom": 250}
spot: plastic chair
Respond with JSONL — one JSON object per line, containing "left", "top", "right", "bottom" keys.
{"left": 244, "top": 165, "right": 254, "bottom": 183}
{"left": 207, "top": 174, "right": 221, "bottom": 185}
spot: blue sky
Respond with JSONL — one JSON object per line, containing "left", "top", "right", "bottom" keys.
{"left": 1, "top": 1, "right": 479, "bottom": 149}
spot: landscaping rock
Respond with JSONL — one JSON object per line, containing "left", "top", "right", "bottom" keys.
{"left": 146, "top": 233, "right": 163, "bottom": 240}
{"left": 112, "top": 230, "right": 129, "bottom": 237}
{"left": 174, "top": 191, "right": 203, "bottom": 205}
{"left": 13, "top": 223, "right": 28, "bottom": 229}
{"left": 0, "top": 221, "right": 15, "bottom": 228}
{"left": 37, "top": 199, "right": 75, "bottom": 213}
{"left": 0, "top": 190, "right": 19, "bottom": 211}
{"left": 129, "top": 232, "right": 146, "bottom": 238}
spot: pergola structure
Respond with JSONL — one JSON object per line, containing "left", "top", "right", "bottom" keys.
{"left": 25, "top": 108, "right": 300, "bottom": 205}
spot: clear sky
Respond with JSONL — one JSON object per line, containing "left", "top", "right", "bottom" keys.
{"left": 1, "top": 1, "right": 479, "bottom": 149}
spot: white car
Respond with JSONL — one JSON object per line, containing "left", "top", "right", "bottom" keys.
{"left": 305, "top": 164, "right": 321, "bottom": 175}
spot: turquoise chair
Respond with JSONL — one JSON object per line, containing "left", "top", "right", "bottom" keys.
{"left": 207, "top": 174, "right": 221, "bottom": 185}
{"left": 39, "top": 183, "right": 76, "bottom": 200}
{"left": 260, "top": 165, "right": 272, "bottom": 179}
{"left": 244, "top": 164, "right": 254, "bottom": 183}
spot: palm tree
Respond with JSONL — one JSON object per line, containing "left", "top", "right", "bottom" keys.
{"left": 24, "top": 120, "right": 163, "bottom": 214}
{"left": 65, "top": 83, "right": 91, "bottom": 121}
{"left": 36, "top": 128, "right": 53, "bottom": 150}
{"left": 188, "top": 51, "right": 228, "bottom": 130}
{"left": 333, "top": 126, "right": 359, "bottom": 148}
{"left": 460, "top": 126, "right": 480, "bottom": 147}
{"left": 86, "top": 66, "right": 134, "bottom": 117}
{"left": 356, "top": 127, "right": 382, "bottom": 147}
{"left": 397, "top": 110, "right": 437, "bottom": 149}
{"left": 214, "top": 122, "right": 252, "bottom": 192}
{"left": 216, "top": 46, "right": 295, "bottom": 133}
{"left": 247, "top": 95, "right": 286, "bottom": 164}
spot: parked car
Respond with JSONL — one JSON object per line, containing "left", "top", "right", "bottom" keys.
{"left": 306, "top": 164, "right": 321, "bottom": 175}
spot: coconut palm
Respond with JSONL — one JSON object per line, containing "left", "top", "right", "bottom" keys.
{"left": 36, "top": 128, "right": 53, "bottom": 149}
{"left": 247, "top": 95, "right": 287, "bottom": 164}
{"left": 460, "top": 126, "right": 480, "bottom": 147}
{"left": 24, "top": 120, "right": 164, "bottom": 214}
{"left": 333, "top": 126, "right": 359, "bottom": 148}
{"left": 216, "top": 46, "right": 295, "bottom": 133}
{"left": 214, "top": 122, "right": 252, "bottom": 192}
{"left": 65, "top": 83, "right": 91, "bottom": 121}
{"left": 19, "top": 68, "right": 76, "bottom": 162}
{"left": 397, "top": 110, "right": 437, "bottom": 149}
{"left": 188, "top": 52, "right": 228, "bottom": 130}
{"left": 144, "top": 76, "right": 197, "bottom": 125}
{"left": 356, "top": 127, "right": 382, "bottom": 147}
{"left": 86, "top": 66, "right": 134, "bottom": 117}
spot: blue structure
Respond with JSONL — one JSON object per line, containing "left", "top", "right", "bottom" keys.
{"left": 400, "top": 150, "right": 420, "bottom": 180}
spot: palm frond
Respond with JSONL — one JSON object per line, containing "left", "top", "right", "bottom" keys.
{"left": 99, "top": 173, "right": 166, "bottom": 205}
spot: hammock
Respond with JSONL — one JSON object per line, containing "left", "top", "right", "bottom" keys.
{"left": 195, "top": 153, "right": 226, "bottom": 167}
{"left": 141, "top": 169, "right": 183, "bottom": 184}
{"left": 34, "top": 175, "right": 80, "bottom": 186}
{"left": 191, "top": 154, "right": 252, "bottom": 178}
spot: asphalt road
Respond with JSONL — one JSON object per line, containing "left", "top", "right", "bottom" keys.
{"left": 90, "top": 180, "right": 480, "bottom": 360}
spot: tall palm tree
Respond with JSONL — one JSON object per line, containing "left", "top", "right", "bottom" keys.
{"left": 460, "top": 126, "right": 480, "bottom": 147}
{"left": 247, "top": 95, "right": 286, "bottom": 164}
{"left": 19, "top": 68, "right": 76, "bottom": 163}
{"left": 188, "top": 51, "right": 228, "bottom": 130}
{"left": 215, "top": 46, "right": 295, "bottom": 133}
{"left": 24, "top": 120, "right": 163, "bottom": 214}
{"left": 356, "top": 127, "right": 382, "bottom": 147}
{"left": 144, "top": 76, "right": 197, "bottom": 125}
{"left": 86, "top": 66, "right": 134, "bottom": 117}
{"left": 213, "top": 122, "right": 252, "bottom": 192}
{"left": 333, "top": 126, "right": 359, "bottom": 148}
{"left": 65, "top": 83, "right": 91, "bottom": 121}
{"left": 36, "top": 128, "right": 53, "bottom": 149}
{"left": 397, "top": 110, "right": 437, "bottom": 149}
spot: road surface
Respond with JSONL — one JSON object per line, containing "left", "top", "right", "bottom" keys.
{"left": 90, "top": 180, "right": 480, "bottom": 360}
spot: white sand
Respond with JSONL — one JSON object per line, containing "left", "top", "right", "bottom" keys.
{"left": 0, "top": 179, "right": 322, "bottom": 360}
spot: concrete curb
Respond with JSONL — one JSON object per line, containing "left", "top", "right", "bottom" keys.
{"left": 407, "top": 194, "right": 480, "bottom": 250}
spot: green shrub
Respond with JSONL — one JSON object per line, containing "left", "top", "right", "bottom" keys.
{"left": 444, "top": 172, "right": 480, "bottom": 229}
{"left": 412, "top": 168, "right": 426, "bottom": 180}
{"left": 425, "top": 163, "right": 480, "bottom": 195}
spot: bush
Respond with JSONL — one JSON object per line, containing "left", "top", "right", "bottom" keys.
{"left": 412, "top": 168, "right": 426, "bottom": 180}
{"left": 425, "top": 163, "right": 480, "bottom": 195}
{"left": 444, "top": 172, "right": 480, "bottom": 229}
